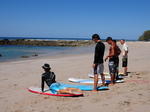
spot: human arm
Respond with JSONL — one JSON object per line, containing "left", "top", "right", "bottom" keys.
{"left": 123, "top": 51, "right": 128, "bottom": 57}
{"left": 41, "top": 74, "right": 45, "bottom": 92}
{"left": 122, "top": 44, "right": 128, "bottom": 57}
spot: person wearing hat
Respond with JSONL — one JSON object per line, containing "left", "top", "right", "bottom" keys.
{"left": 40, "top": 63, "right": 82, "bottom": 94}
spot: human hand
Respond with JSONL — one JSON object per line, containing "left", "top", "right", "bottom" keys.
{"left": 92, "top": 64, "right": 95, "bottom": 68}
{"left": 105, "top": 56, "right": 108, "bottom": 62}
{"left": 39, "top": 91, "right": 43, "bottom": 94}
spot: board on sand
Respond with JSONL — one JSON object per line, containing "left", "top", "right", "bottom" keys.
{"left": 28, "top": 83, "right": 108, "bottom": 96}
{"left": 68, "top": 78, "right": 124, "bottom": 83}
{"left": 28, "top": 87, "right": 83, "bottom": 96}
{"left": 88, "top": 74, "right": 132, "bottom": 79}
{"left": 60, "top": 83, "right": 108, "bottom": 90}
{"left": 103, "top": 72, "right": 135, "bottom": 76}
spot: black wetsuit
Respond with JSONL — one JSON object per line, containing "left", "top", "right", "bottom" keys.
{"left": 41, "top": 71, "right": 56, "bottom": 91}
{"left": 94, "top": 41, "right": 105, "bottom": 65}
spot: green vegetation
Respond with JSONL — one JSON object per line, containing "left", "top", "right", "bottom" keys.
{"left": 138, "top": 30, "right": 150, "bottom": 41}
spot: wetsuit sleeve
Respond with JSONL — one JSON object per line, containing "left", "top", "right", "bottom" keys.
{"left": 94, "top": 43, "right": 102, "bottom": 64}
{"left": 41, "top": 74, "right": 45, "bottom": 91}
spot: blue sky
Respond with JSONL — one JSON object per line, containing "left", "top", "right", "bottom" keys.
{"left": 0, "top": 0, "right": 150, "bottom": 40}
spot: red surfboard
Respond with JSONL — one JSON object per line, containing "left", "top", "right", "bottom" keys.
{"left": 28, "top": 87, "right": 83, "bottom": 97}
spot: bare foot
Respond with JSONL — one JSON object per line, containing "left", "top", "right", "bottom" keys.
{"left": 75, "top": 88, "right": 83, "bottom": 93}
{"left": 109, "top": 83, "right": 115, "bottom": 86}
{"left": 101, "top": 84, "right": 106, "bottom": 87}
{"left": 68, "top": 90, "right": 76, "bottom": 95}
{"left": 91, "top": 90, "right": 98, "bottom": 92}
{"left": 124, "top": 73, "right": 128, "bottom": 76}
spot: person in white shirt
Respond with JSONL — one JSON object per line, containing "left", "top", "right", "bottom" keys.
{"left": 120, "top": 39, "right": 128, "bottom": 76}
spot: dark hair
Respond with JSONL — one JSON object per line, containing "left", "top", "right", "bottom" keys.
{"left": 92, "top": 34, "right": 100, "bottom": 40}
{"left": 106, "top": 37, "right": 112, "bottom": 42}
{"left": 113, "top": 39, "right": 116, "bottom": 43}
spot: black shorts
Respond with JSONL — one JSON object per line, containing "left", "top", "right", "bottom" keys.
{"left": 122, "top": 58, "right": 128, "bottom": 67}
{"left": 116, "top": 57, "right": 119, "bottom": 69}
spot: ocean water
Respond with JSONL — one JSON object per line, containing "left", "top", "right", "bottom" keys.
{"left": 0, "top": 44, "right": 95, "bottom": 62}
{"left": 0, "top": 37, "right": 138, "bottom": 62}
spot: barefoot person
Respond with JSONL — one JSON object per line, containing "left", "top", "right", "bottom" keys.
{"left": 40, "top": 63, "right": 82, "bottom": 94}
{"left": 92, "top": 34, "right": 105, "bottom": 91}
{"left": 113, "top": 40, "right": 121, "bottom": 80}
{"left": 105, "top": 37, "right": 118, "bottom": 85}
{"left": 120, "top": 39, "right": 129, "bottom": 76}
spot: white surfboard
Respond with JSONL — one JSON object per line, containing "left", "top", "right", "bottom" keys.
{"left": 88, "top": 74, "right": 132, "bottom": 79}
{"left": 68, "top": 78, "right": 124, "bottom": 83}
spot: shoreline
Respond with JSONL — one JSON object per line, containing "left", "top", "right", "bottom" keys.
{"left": 0, "top": 41, "right": 149, "bottom": 63}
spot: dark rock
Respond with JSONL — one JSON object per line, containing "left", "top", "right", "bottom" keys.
{"left": 0, "top": 53, "right": 2, "bottom": 57}
{"left": 21, "top": 56, "right": 29, "bottom": 58}
{"left": 0, "top": 39, "right": 94, "bottom": 46}
{"left": 32, "top": 54, "right": 38, "bottom": 57}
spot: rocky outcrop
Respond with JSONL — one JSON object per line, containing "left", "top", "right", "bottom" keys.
{"left": 21, "top": 54, "right": 38, "bottom": 58}
{"left": 0, "top": 39, "right": 94, "bottom": 46}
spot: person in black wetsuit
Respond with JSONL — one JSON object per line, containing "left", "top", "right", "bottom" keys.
{"left": 92, "top": 34, "right": 105, "bottom": 92}
{"left": 40, "top": 63, "right": 82, "bottom": 94}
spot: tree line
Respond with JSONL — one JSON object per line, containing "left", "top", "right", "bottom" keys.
{"left": 138, "top": 30, "right": 150, "bottom": 41}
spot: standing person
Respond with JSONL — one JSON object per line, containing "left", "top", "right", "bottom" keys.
{"left": 92, "top": 34, "right": 105, "bottom": 92}
{"left": 105, "top": 37, "right": 118, "bottom": 85}
{"left": 120, "top": 39, "right": 129, "bottom": 76}
{"left": 40, "top": 63, "right": 82, "bottom": 94}
{"left": 113, "top": 40, "right": 121, "bottom": 80}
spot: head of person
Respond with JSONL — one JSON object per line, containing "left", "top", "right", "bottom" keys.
{"left": 120, "top": 39, "right": 125, "bottom": 45}
{"left": 106, "top": 37, "right": 113, "bottom": 44}
{"left": 113, "top": 39, "right": 116, "bottom": 43}
{"left": 92, "top": 34, "right": 100, "bottom": 43}
{"left": 42, "top": 63, "right": 51, "bottom": 71}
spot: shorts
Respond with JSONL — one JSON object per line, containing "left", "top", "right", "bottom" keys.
{"left": 50, "top": 83, "right": 66, "bottom": 94}
{"left": 122, "top": 58, "right": 128, "bottom": 67}
{"left": 108, "top": 58, "right": 116, "bottom": 75}
{"left": 116, "top": 57, "right": 119, "bottom": 70}
{"left": 93, "top": 63, "right": 104, "bottom": 75}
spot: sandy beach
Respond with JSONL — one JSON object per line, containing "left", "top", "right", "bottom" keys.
{"left": 0, "top": 41, "right": 150, "bottom": 112}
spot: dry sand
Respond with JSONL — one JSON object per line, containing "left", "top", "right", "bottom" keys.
{"left": 0, "top": 41, "right": 150, "bottom": 112}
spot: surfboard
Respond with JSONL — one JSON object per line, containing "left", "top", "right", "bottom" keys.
{"left": 68, "top": 78, "right": 124, "bottom": 83}
{"left": 103, "top": 72, "right": 134, "bottom": 76}
{"left": 60, "top": 83, "right": 108, "bottom": 90}
{"left": 28, "top": 87, "right": 83, "bottom": 96}
{"left": 88, "top": 74, "right": 132, "bottom": 79}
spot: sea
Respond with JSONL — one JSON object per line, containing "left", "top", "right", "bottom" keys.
{"left": 0, "top": 37, "right": 94, "bottom": 62}
{"left": 0, "top": 37, "right": 138, "bottom": 62}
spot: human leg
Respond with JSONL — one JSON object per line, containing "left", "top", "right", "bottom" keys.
{"left": 92, "top": 74, "right": 98, "bottom": 91}
{"left": 110, "top": 74, "right": 115, "bottom": 85}
{"left": 100, "top": 73, "right": 105, "bottom": 86}
{"left": 109, "top": 58, "right": 116, "bottom": 85}
{"left": 98, "top": 63, "right": 105, "bottom": 86}
{"left": 58, "top": 89, "right": 75, "bottom": 95}
{"left": 92, "top": 64, "right": 100, "bottom": 92}
{"left": 122, "top": 58, "right": 128, "bottom": 75}
{"left": 124, "top": 67, "right": 128, "bottom": 76}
